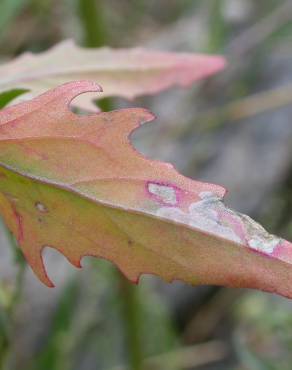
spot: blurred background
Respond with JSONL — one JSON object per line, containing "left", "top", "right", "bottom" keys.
{"left": 0, "top": 0, "right": 292, "bottom": 369}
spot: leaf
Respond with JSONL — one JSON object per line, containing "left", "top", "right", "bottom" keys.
{"left": 0, "top": 80, "right": 292, "bottom": 298}
{"left": 0, "top": 39, "right": 226, "bottom": 110}
{"left": 0, "top": 89, "right": 28, "bottom": 109}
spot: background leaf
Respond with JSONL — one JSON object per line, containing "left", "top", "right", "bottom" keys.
{"left": 0, "top": 39, "right": 226, "bottom": 110}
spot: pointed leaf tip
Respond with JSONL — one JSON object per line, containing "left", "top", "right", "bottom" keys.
{"left": 0, "top": 40, "right": 226, "bottom": 108}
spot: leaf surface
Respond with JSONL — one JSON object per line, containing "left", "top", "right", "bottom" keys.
{"left": 0, "top": 40, "right": 226, "bottom": 110}
{"left": 0, "top": 81, "right": 292, "bottom": 297}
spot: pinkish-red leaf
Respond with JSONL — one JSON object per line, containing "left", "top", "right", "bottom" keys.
{"left": 0, "top": 40, "right": 226, "bottom": 110}
{"left": 0, "top": 81, "right": 291, "bottom": 298}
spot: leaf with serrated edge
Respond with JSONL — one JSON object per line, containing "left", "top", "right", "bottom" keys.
{"left": 0, "top": 39, "right": 226, "bottom": 110}
{"left": 0, "top": 81, "right": 292, "bottom": 298}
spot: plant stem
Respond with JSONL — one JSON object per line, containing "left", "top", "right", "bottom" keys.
{"left": 169, "top": 82, "right": 292, "bottom": 145}
{"left": 118, "top": 273, "right": 143, "bottom": 370}
{"left": 77, "top": 5, "right": 144, "bottom": 368}
{"left": 228, "top": 0, "right": 292, "bottom": 58}
{"left": 0, "top": 310, "right": 9, "bottom": 370}
{"left": 207, "top": 0, "right": 226, "bottom": 53}
{"left": 77, "top": 0, "right": 113, "bottom": 112}
{"left": 77, "top": 0, "right": 107, "bottom": 48}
